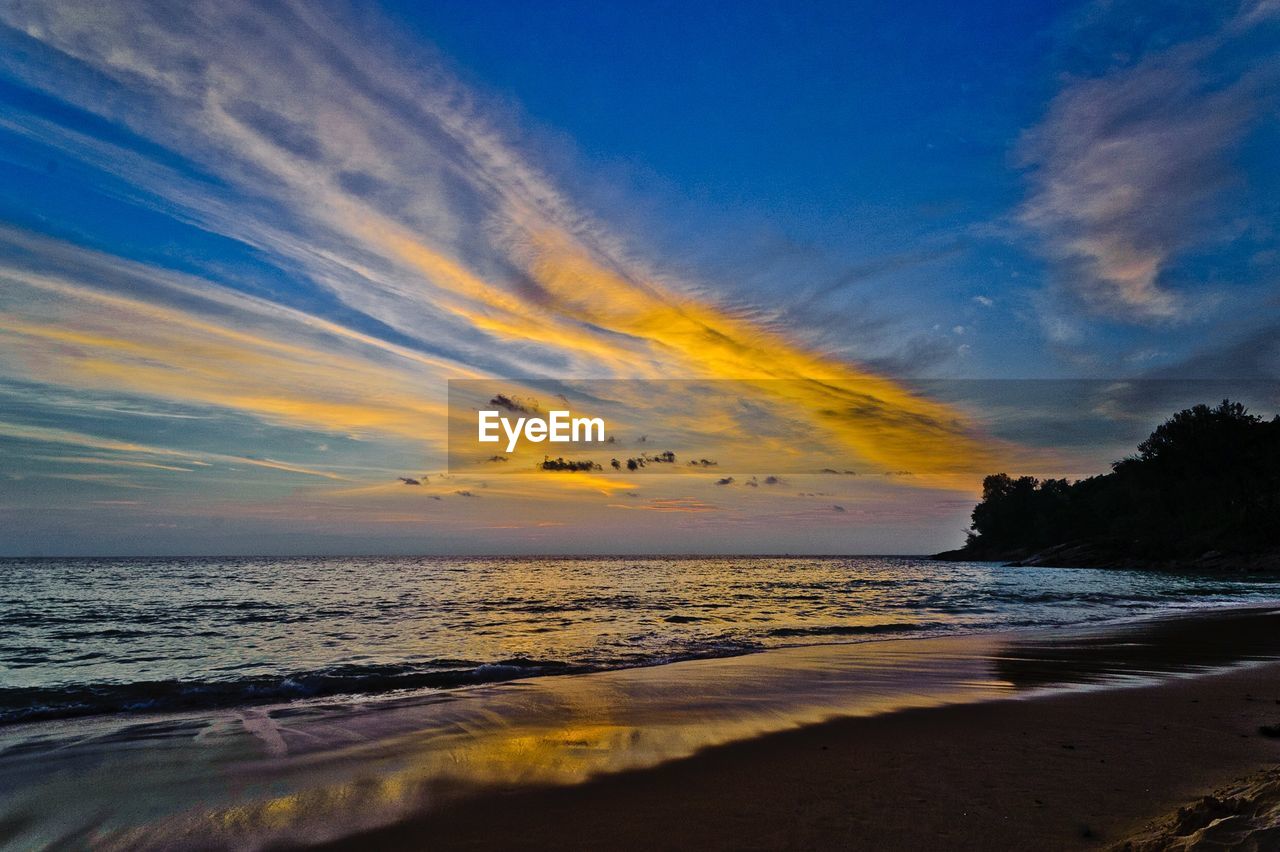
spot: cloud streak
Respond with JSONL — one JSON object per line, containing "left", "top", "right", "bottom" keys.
{"left": 0, "top": 229, "right": 453, "bottom": 444}
{"left": 0, "top": 0, "right": 1082, "bottom": 555}
{"left": 1018, "top": 1, "right": 1278, "bottom": 321}
{"left": 0, "top": 0, "right": 1005, "bottom": 481}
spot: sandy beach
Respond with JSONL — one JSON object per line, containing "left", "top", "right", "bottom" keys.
{"left": 7, "top": 605, "right": 1280, "bottom": 850}
{"left": 317, "top": 660, "right": 1280, "bottom": 851}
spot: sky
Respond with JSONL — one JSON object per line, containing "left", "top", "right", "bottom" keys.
{"left": 0, "top": 0, "right": 1277, "bottom": 556}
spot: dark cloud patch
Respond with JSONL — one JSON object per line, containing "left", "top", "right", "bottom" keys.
{"left": 540, "top": 457, "right": 602, "bottom": 472}
{"left": 1094, "top": 378, "right": 1280, "bottom": 438}
{"left": 862, "top": 335, "right": 959, "bottom": 377}
{"left": 488, "top": 394, "right": 538, "bottom": 414}
{"left": 687, "top": 458, "right": 718, "bottom": 467}
{"left": 715, "top": 476, "right": 735, "bottom": 485}
{"left": 224, "top": 100, "right": 323, "bottom": 161}
{"left": 819, "top": 468, "right": 858, "bottom": 475}
{"left": 1147, "top": 325, "right": 1280, "bottom": 381}
{"left": 336, "top": 170, "right": 385, "bottom": 198}
{"left": 808, "top": 241, "right": 967, "bottom": 302}
{"left": 621, "top": 451, "right": 676, "bottom": 471}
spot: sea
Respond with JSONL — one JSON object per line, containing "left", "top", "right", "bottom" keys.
{"left": 4, "top": 555, "right": 1279, "bottom": 726}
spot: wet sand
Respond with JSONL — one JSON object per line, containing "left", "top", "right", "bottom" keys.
{"left": 317, "top": 660, "right": 1280, "bottom": 851}
{"left": 7, "top": 607, "right": 1280, "bottom": 850}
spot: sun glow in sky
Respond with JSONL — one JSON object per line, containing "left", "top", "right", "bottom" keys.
{"left": 0, "top": 0, "right": 1277, "bottom": 555}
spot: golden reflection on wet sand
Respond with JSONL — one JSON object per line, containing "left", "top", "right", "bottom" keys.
{"left": 6, "top": 608, "right": 1280, "bottom": 850}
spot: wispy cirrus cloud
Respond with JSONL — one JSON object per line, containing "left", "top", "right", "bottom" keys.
{"left": 0, "top": 420, "right": 348, "bottom": 480}
{"left": 1018, "top": 0, "right": 1279, "bottom": 322}
{"left": 0, "top": 228, "right": 457, "bottom": 444}
{"left": 0, "top": 0, "right": 1005, "bottom": 484}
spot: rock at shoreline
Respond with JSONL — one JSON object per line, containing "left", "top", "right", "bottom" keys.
{"left": 932, "top": 541, "right": 1280, "bottom": 573}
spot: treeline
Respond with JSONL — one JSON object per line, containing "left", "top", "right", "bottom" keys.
{"left": 959, "top": 401, "right": 1280, "bottom": 560}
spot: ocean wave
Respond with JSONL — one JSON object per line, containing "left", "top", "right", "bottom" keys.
{"left": 765, "top": 622, "right": 947, "bottom": 638}
{"left": 5, "top": 556, "right": 1276, "bottom": 728}
{"left": 0, "top": 642, "right": 782, "bottom": 726}
{"left": 0, "top": 658, "right": 593, "bottom": 726}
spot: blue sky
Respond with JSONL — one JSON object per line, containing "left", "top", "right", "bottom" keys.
{"left": 391, "top": 0, "right": 1065, "bottom": 375}
{"left": 0, "top": 0, "right": 1276, "bottom": 555}
{"left": 387, "top": 0, "right": 1280, "bottom": 376}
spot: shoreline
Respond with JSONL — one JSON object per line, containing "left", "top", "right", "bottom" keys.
{"left": 6, "top": 605, "right": 1280, "bottom": 849}
{"left": 933, "top": 543, "right": 1280, "bottom": 574}
{"left": 9, "top": 595, "right": 1279, "bottom": 731}
{"left": 315, "top": 660, "right": 1280, "bottom": 851}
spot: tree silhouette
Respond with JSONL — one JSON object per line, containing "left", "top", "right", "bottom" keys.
{"left": 959, "top": 401, "right": 1280, "bottom": 562}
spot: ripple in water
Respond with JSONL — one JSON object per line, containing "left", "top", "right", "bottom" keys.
{"left": 1, "top": 555, "right": 1277, "bottom": 723}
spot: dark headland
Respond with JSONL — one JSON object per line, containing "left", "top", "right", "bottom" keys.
{"left": 934, "top": 400, "right": 1280, "bottom": 572}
